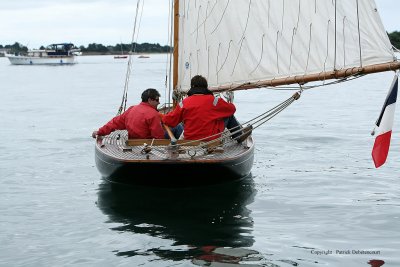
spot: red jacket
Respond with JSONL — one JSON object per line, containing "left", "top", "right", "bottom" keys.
{"left": 162, "top": 95, "right": 235, "bottom": 140}
{"left": 97, "top": 102, "right": 165, "bottom": 139}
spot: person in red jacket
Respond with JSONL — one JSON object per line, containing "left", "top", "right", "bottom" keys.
{"left": 92, "top": 88, "right": 182, "bottom": 139}
{"left": 162, "top": 75, "right": 248, "bottom": 142}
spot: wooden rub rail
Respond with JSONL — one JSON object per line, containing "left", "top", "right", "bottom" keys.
{"left": 209, "top": 61, "right": 400, "bottom": 92}
{"left": 126, "top": 139, "right": 222, "bottom": 148}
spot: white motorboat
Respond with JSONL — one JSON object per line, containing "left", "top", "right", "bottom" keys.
{"left": 6, "top": 43, "right": 80, "bottom": 65}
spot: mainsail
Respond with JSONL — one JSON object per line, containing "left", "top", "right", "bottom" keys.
{"left": 175, "top": 0, "right": 398, "bottom": 92}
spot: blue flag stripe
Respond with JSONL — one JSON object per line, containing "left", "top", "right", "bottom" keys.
{"left": 376, "top": 76, "right": 398, "bottom": 127}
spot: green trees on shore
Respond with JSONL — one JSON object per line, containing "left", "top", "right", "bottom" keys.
{"left": 1, "top": 31, "right": 400, "bottom": 54}
{"left": 0, "top": 42, "right": 28, "bottom": 53}
{"left": 388, "top": 31, "right": 400, "bottom": 49}
{"left": 80, "top": 43, "right": 171, "bottom": 54}
{"left": 0, "top": 42, "right": 171, "bottom": 54}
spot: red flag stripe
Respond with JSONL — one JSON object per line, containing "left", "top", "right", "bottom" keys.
{"left": 372, "top": 130, "right": 392, "bottom": 168}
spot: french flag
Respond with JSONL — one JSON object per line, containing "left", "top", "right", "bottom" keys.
{"left": 372, "top": 75, "right": 398, "bottom": 168}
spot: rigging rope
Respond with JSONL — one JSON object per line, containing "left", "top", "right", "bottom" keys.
{"left": 164, "top": 0, "right": 174, "bottom": 109}
{"left": 163, "top": 89, "right": 302, "bottom": 154}
{"left": 155, "top": 74, "right": 367, "bottom": 155}
{"left": 117, "top": 0, "right": 144, "bottom": 116}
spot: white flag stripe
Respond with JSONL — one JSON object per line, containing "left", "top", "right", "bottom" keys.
{"left": 375, "top": 103, "right": 396, "bottom": 134}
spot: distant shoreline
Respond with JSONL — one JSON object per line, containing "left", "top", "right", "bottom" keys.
{"left": 82, "top": 52, "right": 168, "bottom": 56}
{"left": 0, "top": 42, "right": 172, "bottom": 56}
{"left": 0, "top": 52, "right": 168, "bottom": 57}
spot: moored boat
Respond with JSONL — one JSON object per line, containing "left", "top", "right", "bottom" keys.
{"left": 114, "top": 42, "right": 128, "bottom": 59}
{"left": 114, "top": 55, "right": 128, "bottom": 59}
{"left": 6, "top": 43, "right": 80, "bottom": 65}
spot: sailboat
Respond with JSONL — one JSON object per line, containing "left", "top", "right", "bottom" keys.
{"left": 114, "top": 43, "right": 128, "bottom": 59}
{"left": 94, "top": 0, "right": 399, "bottom": 187}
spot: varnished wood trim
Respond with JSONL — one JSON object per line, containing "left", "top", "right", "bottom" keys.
{"left": 125, "top": 139, "right": 222, "bottom": 147}
{"left": 208, "top": 61, "right": 400, "bottom": 92}
{"left": 172, "top": 0, "right": 179, "bottom": 107}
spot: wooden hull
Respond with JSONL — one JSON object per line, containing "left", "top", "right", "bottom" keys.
{"left": 95, "top": 131, "right": 254, "bottom": 187}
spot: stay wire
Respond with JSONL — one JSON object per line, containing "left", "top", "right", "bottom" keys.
{"left": 164, "top": 90, "right": 300, "bottom": 151}
{"left": 166, "top": 0, "right": 174, "bottom": 107}
{"left": 117, "top": 0, "right": 144, "bottom": 115}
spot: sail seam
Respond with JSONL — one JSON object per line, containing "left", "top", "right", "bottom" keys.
{"left": 217, "top": 41, "right": 233, "bottom": 77}
{"left": 306, "top": 24, "right": 313, "bottom": 74}
{"left": 276, "top": 32, "right": 280, "bottom": 74}
{"left": 356, "top": 0, "right": 362, "bottom": 67}
{"left": 231, "top": 0, "right": 252, "bottom": 76}
{"left": 189, "top": 0, "right": 218, "bottom": 35}
{"left": 323, "top": 20, "right": 332, "bottom": 83}
{"left": 343, "top": 16, "right": 347, "bottom": 68}
{"left": 289, "top": 28, "right": 296, "bottom": 73}
{"left": 281, "top": 0, "right": 285, "bottom": 34}
{"left": 250, "top": 34, "right": 265, "bottom": 75}
{"left": 195, "top": 5, "right": 201, "bottom": 43}
{"left": 334, "top": 0, "right": 337, "bottom": 70}
{"left": 210, "top": 0, "right": 231, "bottom": 35}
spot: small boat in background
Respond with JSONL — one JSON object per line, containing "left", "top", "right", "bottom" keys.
{"left": 6, "top": 43, "right": 80, "bottom": 65}
{"left": 114, "top": 55, "right": 128, "bottom": 59}
{"left": 138, "top": 55, "right": 150, "bottom": 58}
{"left": 114, "top": 42, "right": 128, "bottom": 59}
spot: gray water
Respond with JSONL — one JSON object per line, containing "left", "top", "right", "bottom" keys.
{"left": 0, "top": 55, "right": 399, "bottom": 267}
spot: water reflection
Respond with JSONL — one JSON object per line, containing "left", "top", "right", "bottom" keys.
{"left": 97, "top": 176, "right": 264, "bottom": 265}
{"left": 368, "top": 259, "right": 385, "bottom": 267}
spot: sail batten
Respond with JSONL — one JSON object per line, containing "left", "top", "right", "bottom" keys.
{"left": 176, "top": 0, "right": 396, "bottom": 92}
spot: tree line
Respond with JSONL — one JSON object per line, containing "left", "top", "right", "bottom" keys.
{"left": 388, "top": 31, "right": 400, "bottom": 49}
{"left": 0, "top": 42, "right": 171, "bottom": 54}
{"left": 2, "top": 31, "right": 400, "bottom": 54}
{"left": 81, "top": 43, "right": 171, "bottom": 54}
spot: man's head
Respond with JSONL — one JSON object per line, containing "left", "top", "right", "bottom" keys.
{"left": 190, "top": 75, "right": 208, "bottom": 89}
{"left": 187, "top": 75, "right": 213, "bottom": 96}
{"left": 141, "top": 88, "right": 160, "bottom": 108}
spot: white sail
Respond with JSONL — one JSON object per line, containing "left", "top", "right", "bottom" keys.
{"left": 176, "top": 0, "right": 396, "bottom": 92}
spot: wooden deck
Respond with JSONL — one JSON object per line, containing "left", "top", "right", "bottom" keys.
{"left": 94, "top": 130, "right": 255, "bottom": 187}
{"left": 97, "top": 130, "right": 253, "bottom": 162}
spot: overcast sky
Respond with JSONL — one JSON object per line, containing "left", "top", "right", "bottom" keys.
{"left": 0, "top": 0, "right": 399, "bottom": 48}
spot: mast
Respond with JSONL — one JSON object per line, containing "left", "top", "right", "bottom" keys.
{"left": 172, "top": 0, "right": 179, "bottom": 106}
{"left": 208, "top": 61, "right": 400, "bottom": 93}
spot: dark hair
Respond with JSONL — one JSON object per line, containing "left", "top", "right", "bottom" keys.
{"left": 141, "top": 88, "right": 161, "bottom": 102}
{"left": 187, "top": 75, "right": 213, "bottom": 96}
{"left": 191, "top": 75, "right": 208, "bottom": 88}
